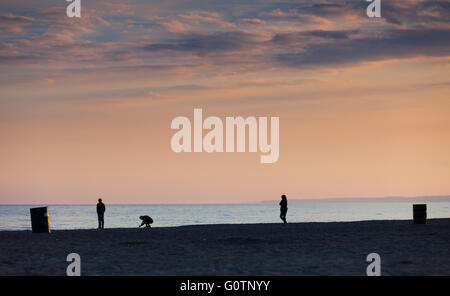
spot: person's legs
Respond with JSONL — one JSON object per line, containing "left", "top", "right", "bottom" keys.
{"left": 98, "top": 214, "right": 104, "bottom": 229}
{"left": 280, "top": 211, "right": 287, "bottom": 224}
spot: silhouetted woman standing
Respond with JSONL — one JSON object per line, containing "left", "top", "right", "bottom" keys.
{"left": 279, "top": 195, "right": 288, "bottom": 224}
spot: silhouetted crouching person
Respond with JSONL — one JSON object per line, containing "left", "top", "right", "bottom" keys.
{"left": 279, "top": 194, "right": 288, "bottom": 224}
{"left": 97, "top": 198, "right": 105, "bottom": 229}
{"left": 139, "top": 215, "right": 153, "bottom": 228}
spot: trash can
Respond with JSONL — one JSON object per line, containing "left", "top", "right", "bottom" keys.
{"left": 413, "top": 204, "right": 427, "bottom": 224}
{"left": 30, "top": 207, "right": 51, "bottom": 233}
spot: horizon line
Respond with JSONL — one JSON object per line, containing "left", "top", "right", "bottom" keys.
{"left": 1, "top": 195, "right": 450, "bottom": 205}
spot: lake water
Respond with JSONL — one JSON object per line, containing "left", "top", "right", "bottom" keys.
{"left": 0, "top": 202, "right": 449, "bottom": 231}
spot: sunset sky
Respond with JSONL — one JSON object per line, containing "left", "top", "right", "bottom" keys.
{"left": 1, "top": 0, "right": 449, "bottom": 204}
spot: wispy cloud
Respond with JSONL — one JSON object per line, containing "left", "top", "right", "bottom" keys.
{"left": 1, "top": 0, "right": 449, "bottom": 98}
{"left": 0, "top": 13, "right": 34, "bottom": 32}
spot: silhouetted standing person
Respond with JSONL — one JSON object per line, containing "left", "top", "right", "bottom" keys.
{"left": 97, "top": 198, "right": 105, "bottom": 229}
{"left": 279, "top": 195, "right": 288, "bottom": 224}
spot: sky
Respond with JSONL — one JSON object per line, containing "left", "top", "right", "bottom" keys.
{"left": 0, "top": 0, "right": 449, "bottom": 204}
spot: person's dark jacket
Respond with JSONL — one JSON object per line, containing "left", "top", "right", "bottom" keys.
{"left": 142, "top": 215, "right": 153, "bottom": 224}
{"left": 279, "top": 199, "right": 287, "bottom": 211}
{"left": 97, "top": 203, "right": 105, "bottom": 214}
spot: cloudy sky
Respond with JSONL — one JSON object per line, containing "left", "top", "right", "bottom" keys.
{"left": 1, "top": 0, "right": 449, "bottom": 204}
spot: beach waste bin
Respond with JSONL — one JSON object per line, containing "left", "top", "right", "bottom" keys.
{"left": 30, "top": 207, "right": 51, "bottom": 233}
{"left": 413, "top": 204, "right": 427, "bottom": 224}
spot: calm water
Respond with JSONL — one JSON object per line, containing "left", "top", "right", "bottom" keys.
{"left": 0, "top": 203, "right": 449, "bottom": 231}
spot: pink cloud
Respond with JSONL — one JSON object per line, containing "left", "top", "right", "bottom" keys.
{"left": 0, "top": 13, "right": 34, "bottom": 32}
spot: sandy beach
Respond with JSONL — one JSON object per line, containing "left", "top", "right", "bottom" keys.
{"left": 1, "top": 219, "right": 449, "bottom": 276}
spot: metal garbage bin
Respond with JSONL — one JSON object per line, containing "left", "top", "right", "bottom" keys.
{"left": 413, "top": 204, "right": 427, "bottom": 224}
{"left": 30, "top": 207, "right": 51, "bottom": 233}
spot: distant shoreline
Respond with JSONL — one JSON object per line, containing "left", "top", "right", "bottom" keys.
{"left": 1, "top": 195, "right": 450, "bottom": 205}
{"left": 262, "top": 195, "right": 450, "bottom": 203}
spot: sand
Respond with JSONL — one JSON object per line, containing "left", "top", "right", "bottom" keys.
{"left": 0, "top": 219, "right": 449, "bottom": 276}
